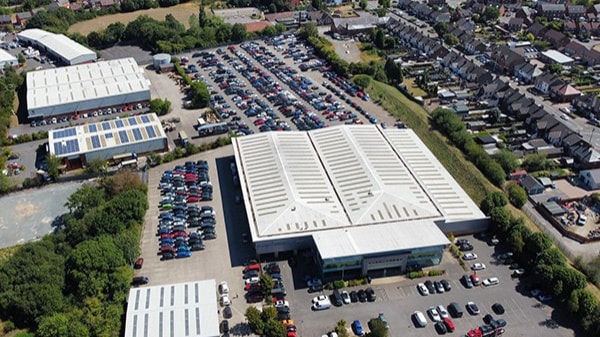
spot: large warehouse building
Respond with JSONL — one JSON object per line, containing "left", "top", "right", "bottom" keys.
{"left": 48, "top": 113, "right": 168, "bottom": 169}
{"left": 27, "top": 57, "right": 151, "bottom": 120}
{"left": 232, "top": 125, "right": 488, "bottom": 280}
{"left": 17, "top": 28, "right": 96, "bottom": 65}
{"left": 0, "top": 49, "right": 18, "bottom": 68}
{"left": 124, "top": 280, "right": 220, "bottom": 337}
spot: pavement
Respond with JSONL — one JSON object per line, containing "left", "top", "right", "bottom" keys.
{"left": 0, "top": 180, "right": 83, "bottom": 248}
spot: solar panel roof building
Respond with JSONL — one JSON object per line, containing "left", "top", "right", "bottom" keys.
{"left": 26, "top": 57, "right": 151, "bottom": 119}
{"left": 48, "top": 113, "right": 167, "bottom": 166}
{"left": 233, "top": 125, "right": 487, "bottom": 278}
{"left": 17, "top": 28, "right": 97, "bottom": 65}
{"left": 124, "top": 280, "right": 220, "bottom": 337}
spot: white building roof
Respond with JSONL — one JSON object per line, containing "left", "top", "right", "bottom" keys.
{"left": 233, "top": 125, "right": 485, "bottom": 257}
{"left": 541, "top": 50, "right": 574, "bottom": 64}
{"left": 27, "top": 57, "right": 150, "bottom": 111}
{"left": 124, "top": 280, "right": 219, "bottom": 337}
{"left": 48, "top": 113, "right": 166, "bottom": 158}
{"left": 17, "top": 28, "right": 96, "bottom": 64}
{"left": 0, "top": 49, "right": 17, "bottom": 63}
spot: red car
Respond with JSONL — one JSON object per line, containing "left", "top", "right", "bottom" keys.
{"left": 187, "top": 196, "right": 201, "bottom": 203}
{"left": 245, "top": 283, "right": 260, "bottom": 291}
{"left": 173, "top": 231, "right": 189, "bottom": 238}
{"left": 134, "top": 258, "right": 144, "bottom": 269}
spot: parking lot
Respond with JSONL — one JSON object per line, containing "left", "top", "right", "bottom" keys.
{"left": 138, "top": 142, "right": 576, "bottom": 337}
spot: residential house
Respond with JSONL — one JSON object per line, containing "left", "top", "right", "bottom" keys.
{"left": 508, "top": 17, "right": 524, "bottom": 32}
{"left": 15, "top": 11, "right": 32, "bottom": 26}
{"left": 544, "top": 29, "right": 570, "bottom": 49}
{"left": 592, "top": 3, "right": 600, "bottom": 16}
{"left": 430, "top": 11, "right": 451, "bottom": 23}
{"left": 456, "top": 17, "right": 475, "bottom": 32}
{"left": 562, "top": 40, "right": 588, "bottom": 58}
{"left": 476, "top": 78, "right": 509, "bottom": 100}
{"left": 539, "top": 3, "right": 566, "bottom": 20}
{"left": 579, "top": 169, "right": 600, "bottom": 190}
{"left": 515, "top": 7, "right": 537, "bottom": 25}
{"left": 563, "top": 20, "right": 577, "bottom": 34}
{"left": 440, "top": 51, "right": 459, "bottom": 67}
{"left": 0, "top": 14, "right": 11, "bottom": 27}
{"left": 535, "top": 72, "right": 564, "bottom": 95}
{"left": 566, "top": 5, "right": 586, "bottom": 20}
{"left": 521, "top": 175, "right": 545, "bottom": 195}
{"left": 330, "top": 12, "right": 389, "bottom": 36}
{"left": 527, "top": 22, "right": 549, "bottom": 39}
{"left": 514, "top": 62, "right": 543, "bottom": 83}
{"left": 453, "top": 8, "right": 473, "bottom": 20}
{"left": 550, "top": 83, "right": 582, "bottom": 102}
{"left": 428, "top": 0, "right": 446, "bottom": 7}
{"left": 571, "top": 144, "right": 600, "bottom": 168}
{"left": 472, "top": 2, "right": 486, "bottom": 15}
{"left": 70, "top": 2, "right": 82, "bottom": 10}
{"left": 397, "top": 0, "right": 412, "bottom": 10}
{"left": 464, "top": 38, "right": 487, "bottom": 55}
{"left": 583, "top": 49, "right": 600, "bottom": 66}
{"left": 573, "top": 94, "right": 600, "bottom": 117}
{"left": 100, "top": 0, "right": 115, "bottom": 8}
{"left": 309, "top": 10, "right": 333, "bottom": 26}
{"left": 471, "top": 66, "right": 494, "bottom": 85}
{"left": 489, "top": 45, "right": 526, "bottom": 74}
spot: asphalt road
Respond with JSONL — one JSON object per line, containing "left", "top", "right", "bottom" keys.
{"left": 0, "top": 180, "right": 83, "bottom": 249}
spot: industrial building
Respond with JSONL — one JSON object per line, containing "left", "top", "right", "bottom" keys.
{"left": 27, "top": 57, "right": 151, "bottom": 120}
{"left": 17, "top": 28, "right": 96, "bottom": 65}
{"left": 48, "top": 113, "right": 168, "bottom": 169}
{"left": 124, "top": 280, "right": 220, "bottom": 337}
{"left": 232, "top": 125, "right": 487, "bottom": 280}
{"left": 0, "top": 49, "right": 18, "bottom": 68}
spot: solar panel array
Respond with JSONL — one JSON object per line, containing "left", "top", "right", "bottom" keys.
{"left": 146, "top": 126, "right": 156, "bottom": 138}
{"left": 132, "top": 128, "right": 143, "bottom": 141}
{"left": 91, "top": 135, "right": 101, "bottom": 149}
{"left": 53, "top": 139, "right": 79, "bottom": 155}
{"left": 119, "top": 130, "right": 129, "bottom": 143}
{"left": 53, "top": 128, "right": 76, "bottom": 139}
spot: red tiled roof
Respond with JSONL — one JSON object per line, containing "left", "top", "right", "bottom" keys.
{"left": 245, "top": 21, "right": 270, "bottom": 33}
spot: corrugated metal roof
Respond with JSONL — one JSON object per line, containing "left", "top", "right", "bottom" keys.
{"left": 18, "top": 28, "right": 96, "bottom": 64}
{"left": 124, "top": 280, "right": 219, "bottom": 337}
{"left": 27, "top": 58, "right": 150, "bottom": 111}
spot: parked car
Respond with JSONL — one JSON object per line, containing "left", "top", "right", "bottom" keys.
{"left": 462, "top": 253, "right": 477, "bottom": 260}
{"left": 466, "top": 302, "right": 480, "bottom": 315}
{"left": 492, "top": 303, "right": 505, "bottom": 314}
{"left": 471, "top": 263, "right": 486, "bottom": 271}
{"left": 351, "top": 320, "right": 364, "bottom": 336}
{"left": 341, "top": 290, "right": 351, "bottom": 304}
{"left": 365, "top": 287, "right": 376, "bottom": 302}
{"left": 427, "top": 307, "right": 441, "bottom": 322}
{"left": 134, "top": 257, "right": 144, "bottom": 269}
{"left": 131, "top": 276, "right": 149, "bottom": 287}
{"left": 417, "top": 283, "right": 429, "bottom": 295}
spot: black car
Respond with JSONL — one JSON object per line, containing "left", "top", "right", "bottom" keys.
{"left": 350, "top": 291, "right": 359, "bottom": 303}
{"left": 223, "top": 306, "right": 233, "bottom": 319}
{"left": 221, "top": 320, "right": 229, "bottom": 333}
{"left": 366, "top": 287, "right": 376, "bottom": 302}
{"left": 483, "top": 314, "right": 494, "bottom": 324}
{"left": 161, "top": 252, "right": 175, "bottom": 260}
{"left": 459, "top": 243, "right": 474, "bottom": 251}
{"left": 203, "top": 232, "right": 217, "bottom": 240}
{"left": 131, "top": 276, "right": 149, "bottom": 286}
{"left": 357, "top": 289, "right": 367, "bottom": 302}
{"left": 492, "top": 303, "right": 505, "bottom": 314}
{"left": 434, "top": 321, "right": 447, "bottom": 334}
{"left": 441, "top": 279, "right": 452, "bottom": 292}
{"left": 424, "top": 280, "right": 436, "bottom": 294}
{"left": 264, "top": 263, "right": 280, "bottom": 274}
{"left": 190, "top": 243, "right": 205, "bottom": 251}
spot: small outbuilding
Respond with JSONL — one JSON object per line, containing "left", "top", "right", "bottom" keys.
{"left": 521, "top": 175, "right": 545, "bottom": 195}
{"left": 579, "top": 168, "right": 600, "bottom": 190}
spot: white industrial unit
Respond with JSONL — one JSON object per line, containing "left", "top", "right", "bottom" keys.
{"left": 17, "top": 28, "right": 97, "bottom": 65}
{"left": 0, "top": 49, "right": 18, "bottom": 68}
{"left": 48, "top": 113, "right": 167, "bottom": 169}
{"left": 27, "top": 57, "right": 151, "bottom": 119}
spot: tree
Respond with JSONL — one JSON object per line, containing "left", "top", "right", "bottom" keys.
{"left": 374, "top": 29, "right": 385, "bottom": 49}
{"left": 536, "top": 247, "right": 565, "bottom": 267}
{"left": 352, "top": 74, "right": 372, "bottom": 89}
{"left": 359, "top": 0, "right": 367, "bottom": 10}
{"left": 335, "top": 319, "right": 349, "bottom": 337}
{"left": 311, "top": 0, "right": 323, "bottom": 9}
{"left": 231, "top": 23, "right": 247, "bottom": 42}
{"left": 507, "top": 182, "right": 528, "bottom": 208}
{"left": 483, "top": 6, "right": 500, "bottom": 21}
{"left": 65, "top": 184, "right": 106, "bottom": 219}
{"left": 525, "top": 232, "right": 553, "bottom": 263}
{"left": 149, "top": 98, "right": 172, "bottom": 116}
{"left": 37, "top": 313, "right": 89, "bottom": 337}
{"left": 299, "top": 22, "right": 318, "bottom": 39}
{"left": 17, "top": 52, "right": 26, "bottom": 65}
{"left": 548, "top": 63, "right": 564, "bottom": 75}
{"left": 245, "top": 307, "right": 264, "bottom": 335}
{"left": 190, "top": 81, "right": 210, "bottom": 108}
{"left": 522, "top": 153, "right": 552, "bottom": 172}
{"left": 480, "top": 191, "right": 508, "bottom": 215}
{"left": 526, "top": 33, "right": 535, "bottom": 43}
{"left": 46, "top": 154, "right": 62, "bottom": 180}
{"left": 489, "top": 206, "right": 512, "bottom": 237}
{"left": 493, "top": 150, "right": 519, "bottom": 175}
{"left": 433, "top": 22, "right": 448, "bottom": 37}
{"left": 84, "top": 158, "right": 107, "bottom": 174}
{"left": 260, "top": 273, "right": 275, "bottom": 296}
{"left": 366, "top": 318, "right": 388, "bottom": 337}
{"left": 384, "top": 58, "right": 402, "bottom": 84}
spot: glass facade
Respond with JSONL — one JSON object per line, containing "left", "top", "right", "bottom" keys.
{"left": 406, "top": 246, "right": 445, "bottom": 271}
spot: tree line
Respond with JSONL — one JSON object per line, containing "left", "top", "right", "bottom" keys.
{"left": 482, "top": 192, "right": 600, "bottom": 336}
{"left": 0, "top": 171, "right": 148, "bottom": 336}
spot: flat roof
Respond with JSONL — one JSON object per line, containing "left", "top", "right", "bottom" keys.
{"left": 124, "top": 280, "right": 219, "bottom": 337}
{"left": 48, "top": 113, "right": 166, "bottom": 158}
{"left": 17, "top": 28, "right": 96, "bottom": 63}
{"left": 233, "top": 125, "right": 485, "bottom": 257}
{"left": 541, "top": 50, "right": 574, "bottom": 64}
{"left": 0, "top": 49, "right": 17, "bottom": 62}
{"left": 27, "top": 57, "right": 150, "bottom": 111}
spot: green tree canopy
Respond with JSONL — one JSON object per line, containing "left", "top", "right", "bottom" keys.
{"left": 480, "top": 191, "right": 508, "bottom": 215}
{"left": 493, "top": 150, "right": 519, "bottom": 175}
{"left": 507, "top": 183, "right": 528, "bottom": 208}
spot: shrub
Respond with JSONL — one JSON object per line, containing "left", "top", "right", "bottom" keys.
{"left": 427, "top": 269, "right": 445, "bottom": 277}
{"left": 3, "top": 320, "right": 15, "bottom": 333}
{"left": 333, "top": 280, "right": 346, "bottom": 289}
{"left": 407, "top": 271, "right": 426, "bottom": 279}
{"left": 507, "top": 182, "right": 528, "bottom": 208}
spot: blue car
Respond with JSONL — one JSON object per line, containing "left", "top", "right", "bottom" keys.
{"left": 176, "top": 250, "right": 192, "bottom": 258}
{"left": 352, "top": 320, "right": 364, "bottom": 336}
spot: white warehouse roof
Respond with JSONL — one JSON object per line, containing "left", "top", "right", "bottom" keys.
{"left": 17, "top": 28, "right": 96, "bottom": 65}
{"left": 541, "top": 50, "right": 574, "bottom": 64}
{"left": 124, "top": 280, "right": 220, "bottom": 337}
{"left": 48, "top": 113, "right": 166, "bottom": 158}
{"left": 0, "top": 49, "right": 17, "bottom": 65}
{"left": 233, "top": 125, "right": 485, "bottom": 258}
{"left": 27, "top": 57, "right": 150, "bottom": 112}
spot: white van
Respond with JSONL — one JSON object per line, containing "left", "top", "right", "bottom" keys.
{"left": 412, "top": 311, "right": 427, "bottom": 327}
{"left": 312, "top": 299, "right": 331, "bottom": 311}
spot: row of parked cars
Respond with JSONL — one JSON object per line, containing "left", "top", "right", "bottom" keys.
{"left": 412, "top": 301, "right": 506, "bottom": 335}
{"left": 156, "top": 161, "right": 216, "bottom": 261}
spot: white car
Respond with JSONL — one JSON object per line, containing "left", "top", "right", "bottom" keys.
{"left": 427, "top": 306, "right": 441, "bottom": 322}
{"left": 462, "top": 253, "right": 478, "bottom": 260}
{"left": 436, "top": 305, "right": 449, "bottom": 319}
{"left": 482, "top": 277, "right": 499, "bottom": 287}
{"left": 471, "top": 263, "right": 487, "bottom": 271}
{"left": 312, "top": 295, "right": 328, "bottom": 303}
{"left": 341, "top": 290, "right": 351, "bottom": 304}
{"left": 244, "top": 276, "right": 260, "bottom": 285}
{"left": 275, "top": 300, "right": 289, "bottom": 308}
{"left": 219, "top": 281, "right": 229, "bottom": 294}
{"left": 417, "top": 283, "right": 429, "bottom": 296}
{"left": 560, "top": 114, "right": 570, "bottom": 120}
{"left": 220, "top": 294, "right": 231, "bottom": 306}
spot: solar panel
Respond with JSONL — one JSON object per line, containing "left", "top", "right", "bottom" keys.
{"left": 146, "top": 126, "right": 156, "bottom": 138}
{"left": 132, "top": 128, "right": 143, "bottom": 141}
{"left": 128, "top": 117, "right": 137, "bottom": 125}
{"left": 141, "top": 115, "right": 150, "bottom": 123}
{"left": 53, "top": 128, "right": 76, "bottom": 139}
{"left": 91, "top": 135, "right": 101, "bottom": 149}
{"left": 102, "top": 122, "right": 111, "bottom": 130}
{"left": 89, "top": 124, "right": 97, "bottom": 133}
{"left": 53, "top": 139, "right": 80, "bottom": 155}
{"left": 105, "top": 133, "right": 113, "bottom": 139}
{"left": 119, "top": 130, "right": 129, "bottom": 143}
{"left": 115, "top": 119, "right": 124, "bottom": 128}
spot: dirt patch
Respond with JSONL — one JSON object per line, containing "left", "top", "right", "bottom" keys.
{"left": 15, "top": 202, "right": 39, "bottom": 220}
{"left": 69, "top": 2, "right": 198, "bottom": 35}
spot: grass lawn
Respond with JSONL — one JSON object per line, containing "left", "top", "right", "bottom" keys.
{"left": 402, "top": 78, "right": 427, "bottom": 98}
{"left": 68, "top": 2, "right": 199, "bottom": 35}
